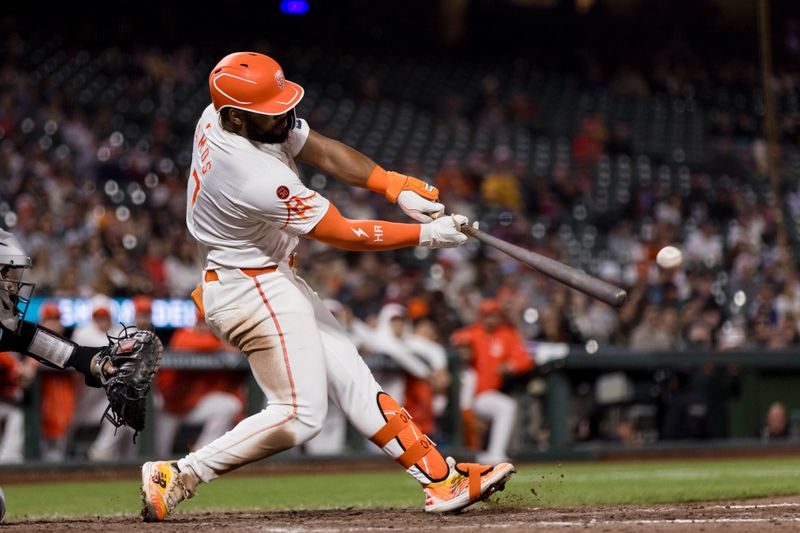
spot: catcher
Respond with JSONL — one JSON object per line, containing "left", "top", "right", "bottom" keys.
{"left": 0, "top": 228, "right": 162, "bottom": 444}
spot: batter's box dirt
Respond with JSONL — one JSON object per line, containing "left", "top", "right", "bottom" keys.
{"left": 4, "top": 497, "right": 800, "bottom": 532}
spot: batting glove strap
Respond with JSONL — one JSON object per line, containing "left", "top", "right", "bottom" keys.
{"left": 366, "top": 166, "right": 439, "bottom": 203}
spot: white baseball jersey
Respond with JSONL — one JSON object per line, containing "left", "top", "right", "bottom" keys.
{"left": 186, "top": 104, "right": 330, "bottom": 269}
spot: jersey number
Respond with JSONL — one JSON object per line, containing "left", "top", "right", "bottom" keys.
{"left": 191, "top": 168, "right": 201, "bottom": 208}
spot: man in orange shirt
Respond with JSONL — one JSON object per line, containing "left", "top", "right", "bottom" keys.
{"left": 154, "top": 312, "right": 244, "bottom": 457}
{"left": 452, "top": 299, "right": 533, "bottom": 464}
{"left": 37, "top": 302, "right": 77, "bottom": 461}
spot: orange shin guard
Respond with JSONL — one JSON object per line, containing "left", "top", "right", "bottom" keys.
{"left": 369, "top": 392, "right": 449, "bottom": 483}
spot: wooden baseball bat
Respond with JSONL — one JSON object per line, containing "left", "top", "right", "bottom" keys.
{"left": 460, "top": 224, "right": 628, "bottom": 308}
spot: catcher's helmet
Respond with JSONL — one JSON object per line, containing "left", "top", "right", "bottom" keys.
{"left": 0, "top": 229, "right": 35, "bottom": 332}
{"left": 209, "top": 52, "right": 304, "bottom": 116}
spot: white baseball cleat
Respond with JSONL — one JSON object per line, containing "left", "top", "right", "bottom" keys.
{"left": 423, "top": 457, "right": 516, "bottom": 513}
{"left": 140, "top": 461, "right": 198, "bottom": 522}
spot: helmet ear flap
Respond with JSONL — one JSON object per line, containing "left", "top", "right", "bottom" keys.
{"left": 0, "top": 275, "right": 34, "bottom": 333}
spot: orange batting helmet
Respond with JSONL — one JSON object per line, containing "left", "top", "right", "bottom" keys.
{"left": 208, "top": 52, "right": 304, "bottom": 116}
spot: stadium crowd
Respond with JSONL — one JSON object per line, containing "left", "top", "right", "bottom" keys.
{"left": 1, "top": 30, "right": 800, "bottom": 459}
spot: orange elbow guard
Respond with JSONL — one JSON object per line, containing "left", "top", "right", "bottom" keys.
{"left": 307, "top": 203, "right": 421, "bottom": 251}
{"left": 366, "top": 165, "right": 439, "bottom": 203}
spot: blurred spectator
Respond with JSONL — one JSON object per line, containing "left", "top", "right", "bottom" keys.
{"left": 140, "top": 239, "right": 168, "bottom": 296}
{"left": 716, "top": 320, "right": 747, "bottom": 351}
{"left": 38, "top": 302, "right": 77, "bottom": 461}
{"left": 570, "top": 293, "right": 618, "bottom": 343}
{"left": 403, "top": 318, "right": 450, "bottom": 436}
{"left": 369, "top": 304, "right": 444, "bottom": 406}
{"left": 535, "top": 305, "right": 580, "bottom": 344}
{"left": 164, "top": 240, "right": 202, "bottom": 298}
{"left": 629, "top": 305, "right": 677, "bottom": 350}
{"left": 761, "top": 401, "right": 790, "bottom": 441}
{"left": 684, "top": 221, "right": 724, "bottom": 269}
{"left": 436, "top": 155, "right": 474, "bottom": 200}
{"left": 133, "top": 295, "right": 154, "bottom": 331}
{"left": 453, "top": 299, "right": 534, "bottom": 464}
{"left": 0, "top": 351, "right": 25, "bottom": 463}
{"left": 480, "top": 147, "right": 524, "bottom": 212}
{"left": 768, "top": 314, "right": 799, "bottom": 349}
{"left": 132, "top": 293, "right": 173, "bottom": 345}
{"left": 571, "top": 114, "right": 608, "bottom": 164}
{"left": 154, "top": 313, "right": 244, "bottom": 457}
{"left": 70, "top": 296, "right": 134, "bottom": 461}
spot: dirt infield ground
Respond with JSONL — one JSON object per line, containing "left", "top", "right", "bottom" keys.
{"left": 4, "top": 497, "right": 800, "bottom": 532}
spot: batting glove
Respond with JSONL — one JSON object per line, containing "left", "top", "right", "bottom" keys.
{"left": 419, "top": 214, "right": 469, "bottom": 249}
{"left": 398, "top": 190, "right": 446, "bottom": 223}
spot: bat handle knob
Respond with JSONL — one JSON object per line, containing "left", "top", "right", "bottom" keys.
{"left": 612, "top": 289, "right": 628, "bottom": 307}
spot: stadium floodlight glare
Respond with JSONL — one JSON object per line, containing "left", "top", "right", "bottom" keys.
{"left": 280, "top": 0, "right": 310, "bottom": 15}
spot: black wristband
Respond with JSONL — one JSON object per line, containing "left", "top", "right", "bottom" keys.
{"left": 75, "top": 346, "right": 103, "bottom": 388}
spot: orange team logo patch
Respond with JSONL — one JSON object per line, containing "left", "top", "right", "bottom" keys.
{"left": 276, "top": 185, "right": 290, "bottom": 199}
{"left": 285, "top": 196, "right": 312, "bottom": 218}
{"left": 280, "top": 193, "right": 316, "bottom": 228}
{"left": 275, "top": 70, "right": 286, "bottom": 90}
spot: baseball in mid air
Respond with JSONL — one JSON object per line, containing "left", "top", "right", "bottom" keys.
{"left": 656, "top": 246, "right": 683, "bottom": 269}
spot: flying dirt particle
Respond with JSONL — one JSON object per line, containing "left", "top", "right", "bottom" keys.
{"left": 560, "top": 474, "right": 565, "bottom": 478}
{"left": 530, "top": 487, "right": 538, "bottom": 496}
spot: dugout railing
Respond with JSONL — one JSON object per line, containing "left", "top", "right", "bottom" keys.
{"left": 17, "top": 347, "right": 800, "bottom": 462}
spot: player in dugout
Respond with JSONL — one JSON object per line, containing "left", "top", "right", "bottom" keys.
{"left": 140, "top": 51, "right": 516, "bottom": 521}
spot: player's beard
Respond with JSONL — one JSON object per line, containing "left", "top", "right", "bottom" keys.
{"left": 244, "top": 114, "right": 291, "bottom": 144}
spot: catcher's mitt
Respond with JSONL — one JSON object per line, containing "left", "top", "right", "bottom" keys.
{"left": 97, "top": 328, "right": 163, "bottom": 436}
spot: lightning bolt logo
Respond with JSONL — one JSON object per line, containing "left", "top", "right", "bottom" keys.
{"left": 351, "top": 227, "right": 368, "bottom": 238}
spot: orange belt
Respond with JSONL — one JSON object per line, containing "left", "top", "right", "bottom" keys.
{"left": 204, "top": 266, "right": 277, "bottom": 283}
{"left": 204, "top": 253, "right": 297, "bottom": 283}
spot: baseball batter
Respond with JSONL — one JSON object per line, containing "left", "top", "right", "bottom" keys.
{"left": 141, "top": 51, "right": 516, "bottom": 520}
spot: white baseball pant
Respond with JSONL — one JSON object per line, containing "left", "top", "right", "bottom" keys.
{"left": 177, "top": 264, "right": 411, "bottom": 481}
{"left": 0, "top": 403, "right": 24, "bottom": 464}
{"left": 473, "top": 390, "right": 517, "bottom": 465}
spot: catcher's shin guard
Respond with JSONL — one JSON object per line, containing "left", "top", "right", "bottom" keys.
{"left": 370, "top": 392, "right": 449, "bottom": 482}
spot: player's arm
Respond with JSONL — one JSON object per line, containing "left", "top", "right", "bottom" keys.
{"left": 505, "top": 328, "right": 535, "bottom": 374}
{"left": 307, "top": 202, "right": 467, "bottom": 251}
{"left": 239, "top": 158, "right": 467, "bottom": 250}
{"left": 1, "top": 321, "right": 108, "bottom": 387}
{"left": 296, "top": 129, "right": 445, "bottom": 222}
